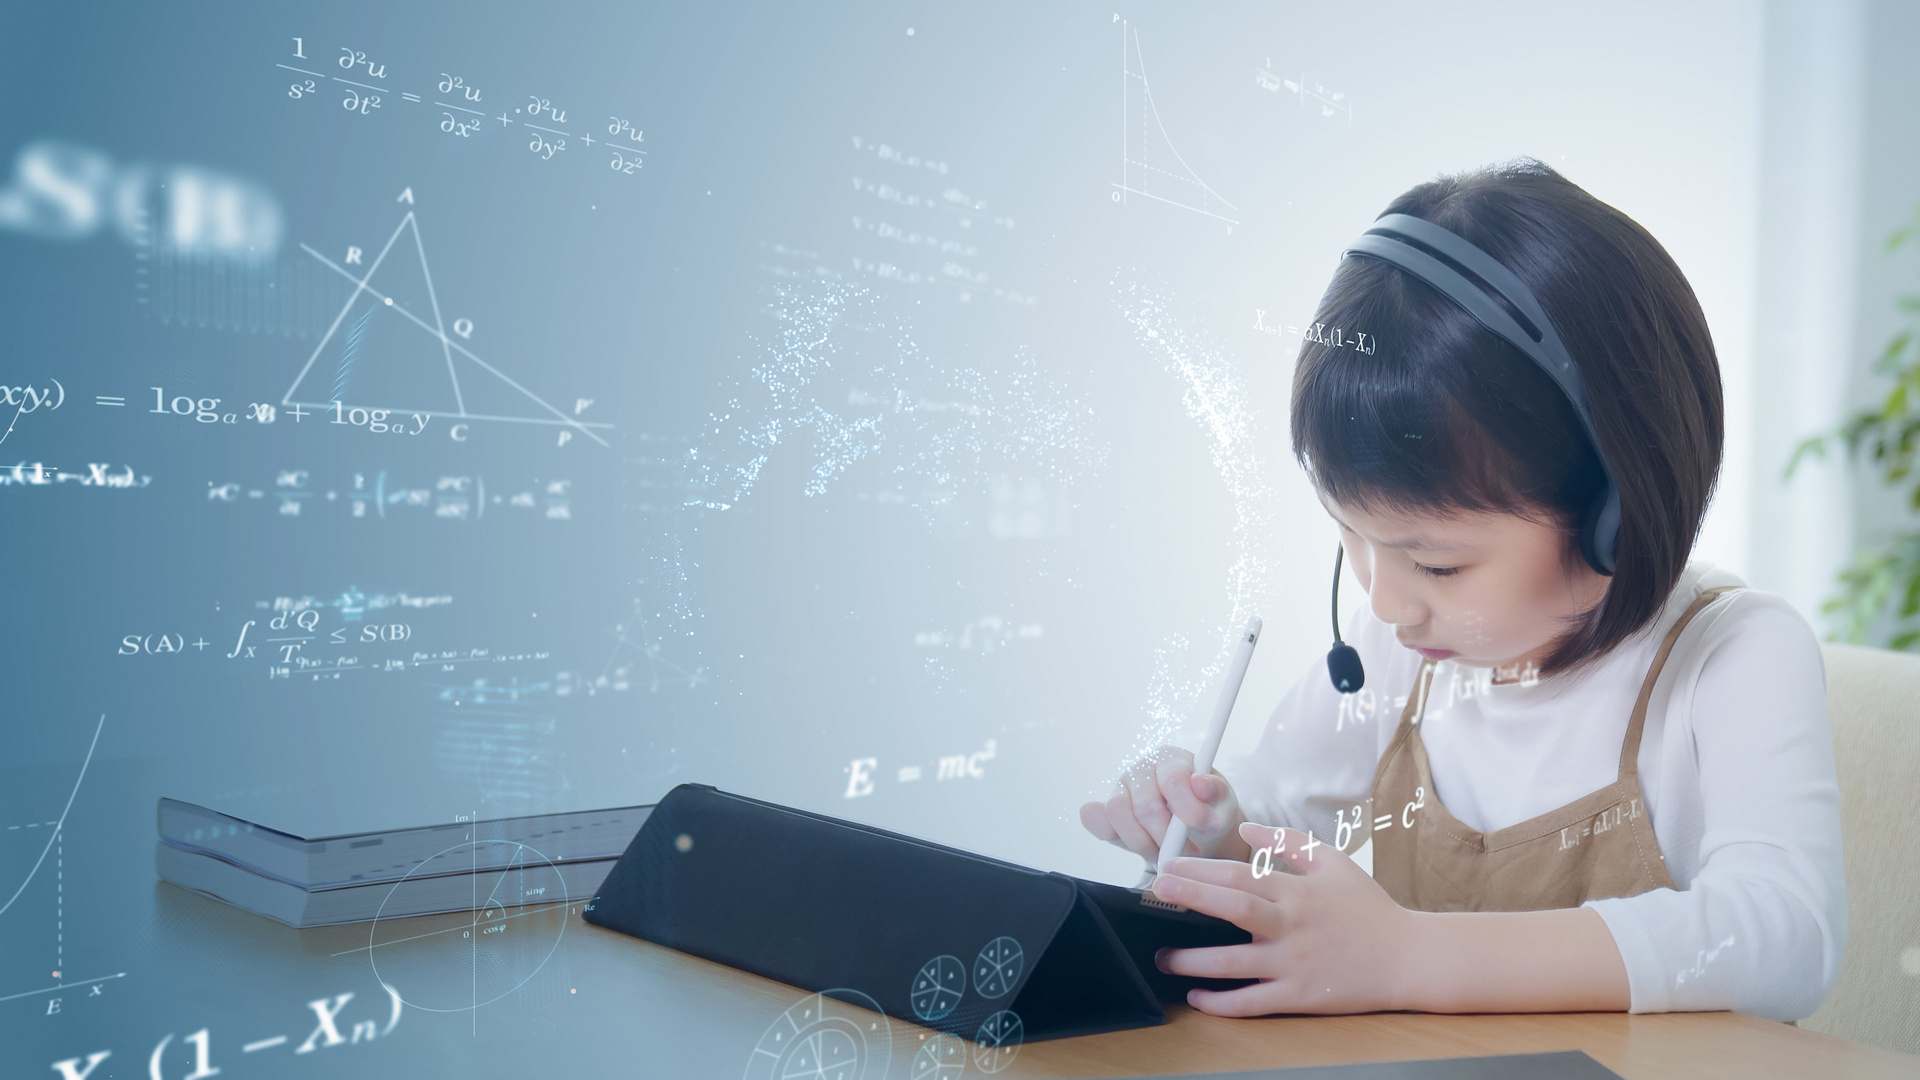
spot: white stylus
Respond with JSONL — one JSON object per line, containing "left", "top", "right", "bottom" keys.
{"left": 1153, "top": 615, "right": 1263, "bottom": 876}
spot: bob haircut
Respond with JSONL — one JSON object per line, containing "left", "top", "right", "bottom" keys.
{"left": 1292, "top": 160, "right": 1723, "bottom": 675}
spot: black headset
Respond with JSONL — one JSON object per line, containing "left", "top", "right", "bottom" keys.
{"left": 1324, "top": 213, "right": 1620, "bottom": 694}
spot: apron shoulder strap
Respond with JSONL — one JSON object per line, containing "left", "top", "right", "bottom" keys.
{"left": 1619, "top": 584, "right": 1741, "bottom": 778}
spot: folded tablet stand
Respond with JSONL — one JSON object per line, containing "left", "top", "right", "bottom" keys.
{"left": 585, "top": 784, "right": 1250, "bottom": 1043}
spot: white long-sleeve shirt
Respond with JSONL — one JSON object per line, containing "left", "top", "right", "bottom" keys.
{"left": 1224, "top": 562, "right": 1846, "bottom": 1020}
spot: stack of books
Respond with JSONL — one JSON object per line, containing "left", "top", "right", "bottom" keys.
{"left": 155, "top": 798, "right": 651, "bottom": 928}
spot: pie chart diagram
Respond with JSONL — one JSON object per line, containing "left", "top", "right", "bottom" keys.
{"left": 972, "top": 1010, "right": 1023, "bottom": 1074}
{"left": 743, "top": 988, "right": 892, "bottom": 1080}
{"left": 909, "top": 1033, "right": 968, "bottom": 1080}
{"left": 972, "top": 936, "right": 1024, "bottom": 998}
{"left": 908, "top": 954, "right": 966, "bottom": 1021}
{"left": 367, "top": 839, "right": 570, "bottom": 1013}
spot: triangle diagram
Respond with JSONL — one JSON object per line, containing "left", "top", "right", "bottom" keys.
{"left": 285, "top": 213, "right": 607, "bottom": 445}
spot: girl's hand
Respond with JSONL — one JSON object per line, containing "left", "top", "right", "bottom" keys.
{"left": 1078, "top": 746, "right": 1250, "bottom": 863}
{"left": 1150, "top": 822, "right": 1420, "bottom": 1015}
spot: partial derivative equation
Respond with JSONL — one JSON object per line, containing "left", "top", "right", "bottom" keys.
{"left": 843, "top": 738, "right": 996, "bottom": 798}
{"left": 274, "top": 37, "right": 650, "bottom": 179}
{"left": 205, "top": 469, "right": 572, "bottom": 521}
{"left": 45, "top": 986, "right": 400, "bottom": 1080}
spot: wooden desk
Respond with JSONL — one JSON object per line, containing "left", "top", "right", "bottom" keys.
{"left": 46, "top": 869, "right": 1914, "bottom": 1080}
{"left": 624, "top": 933, "right": 1920, "bottom": 1080}
{"left": 1005, "top": 1005, "right": 1920, "bottom": 1079}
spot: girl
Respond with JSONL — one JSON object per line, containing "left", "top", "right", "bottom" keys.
{"left": 1081, "top": 161, "right": 1844, "bottom": 1020}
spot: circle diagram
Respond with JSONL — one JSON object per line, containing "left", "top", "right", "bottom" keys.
{"left": 973, "top": 1010, "right": 1024, "bottom": 1074}
{"left": 908, "top": 955, "right": 966, "bottom": 1021}
{"left": 909, "top": 1033, "right": 968, "bottom": 1080}
{"left": 972, "top": 936, "right": 1024, "bottom": 998}
{"left": 743, "top": 988, "right": 892, "bottom": 1080}
{"left": 367, "top": 839, "right": 570, "bottom": 1013}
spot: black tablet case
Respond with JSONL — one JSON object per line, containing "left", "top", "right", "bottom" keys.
{"left": 583, "top": 783, "right": 1252, "bottom": 1042}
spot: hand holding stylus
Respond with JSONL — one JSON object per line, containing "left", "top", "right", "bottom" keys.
{"left": 1157, "top": 616, "right": 1261, "bottom": 873}
{"left": 1078, "top": 617, "right": 1262, "bottom": 871}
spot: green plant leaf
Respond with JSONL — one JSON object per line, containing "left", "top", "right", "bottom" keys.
{"left": 1812, "top": 212, "right": 1920, "bottom": 649}
{"left": 1784, "top": 435, "right": 1829, "bottom": 478}
{"left": 1891, "top": 204, "right": 1920, "bottom": 253}
{"left": 1877, "top": 330, "right": 1913, "bottom": 371}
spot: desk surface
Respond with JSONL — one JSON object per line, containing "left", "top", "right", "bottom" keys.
{"left": 12, "top": 763, "right": 1918, "bottom": 1079}
{"left": 1008, "top": 997, "right": 1919, "bottom": 1079}
{"left": 583, "top": 919, "right": 1920, "bottom": 1080}
{"left": 16, "top": 880, "right": 1920, "bottom": 1079}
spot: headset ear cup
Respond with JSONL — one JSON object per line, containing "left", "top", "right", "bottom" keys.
{"left": 1578, "top": 484, "right": 1620, "bottom": 576}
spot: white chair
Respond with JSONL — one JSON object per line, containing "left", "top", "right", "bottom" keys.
{"left": 1797, "top": 643, "right": 1920, "bottom": 1054}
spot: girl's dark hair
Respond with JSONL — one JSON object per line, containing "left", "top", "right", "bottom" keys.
{"left": 1291, "top": 160, "right": 1723, "bottom": 674}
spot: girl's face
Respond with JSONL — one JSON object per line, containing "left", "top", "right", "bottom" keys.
{"left": 1323, "top": 492, "right": 1610, "bottom": 671}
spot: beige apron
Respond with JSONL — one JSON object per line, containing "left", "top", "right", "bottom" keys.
{"left": 1367, "top": 586, "right": 1736, "bottom": 912}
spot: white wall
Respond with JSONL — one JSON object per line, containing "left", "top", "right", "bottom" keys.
{"left": 1747, "top": 0, "right": 1869, "bottom": 622}
{"left": 1847, "top": 2, "right": 1920, "bottom": 592}
{"left": 1746, "top": 0, "right": 1920, "bottom": 633}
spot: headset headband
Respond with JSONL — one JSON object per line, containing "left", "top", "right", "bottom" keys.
{"left": 1341, "top": 213, "right": 1620, "bottom": 574}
